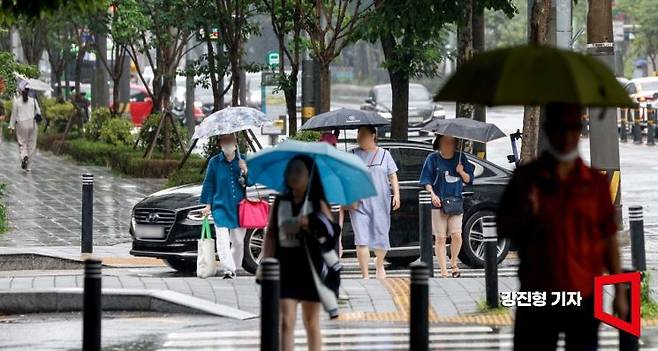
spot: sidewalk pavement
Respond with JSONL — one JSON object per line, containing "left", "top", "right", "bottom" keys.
{"left": 0, "top": 141, "right": 163, "bottom": 247}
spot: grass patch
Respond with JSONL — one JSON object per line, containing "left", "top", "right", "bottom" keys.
{"left": 476, "top": 299, "right": 510, "bottom": 315}
{"left": 0, "top": 183, "right": 7, "bottom": 234}
{"left": 642, "top": 272, "right": 658, "bottom": 319}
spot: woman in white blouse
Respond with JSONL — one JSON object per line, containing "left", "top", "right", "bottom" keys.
{"left": 9, "top": 82, "right": 40, "bottom": 172}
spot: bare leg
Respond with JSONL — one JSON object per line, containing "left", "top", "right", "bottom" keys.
{"left": 434, "top": 236, "right": 448, "bottom": 277}
{"left": 374, "top": 249, "right": 387, "bottom": 279}
{"left": 280, "top": 299, "right": 298, "bottom": 351}
{"left": 356, "top": 245, "right": 370, "bottom": 279}
{"left": 301, "top": 302, "right": 322, "bottom": 351}
{"left": 450, "top": 232, "right": 462, "bottom": 276}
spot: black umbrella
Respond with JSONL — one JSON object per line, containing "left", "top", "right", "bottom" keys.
{"left": 422, "top": 118, "right": 505, "bottom": 144}
{"left": 299, "top": 108, "right": 390, "bottom": 131}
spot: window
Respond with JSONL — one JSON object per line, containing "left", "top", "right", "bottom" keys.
{"left": 390, "top": 147, "right": 432, "bottom": 182}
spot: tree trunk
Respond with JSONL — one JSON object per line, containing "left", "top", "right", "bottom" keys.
{"left": 74, "top": 46, "right": 85, "bottom": 94}
{"left": 161, "top": 76, "right": 174, "bottom": 159}
{"left": 389, "top": 70, "right": 409, "bottom": 141}
{"left": 318, "top": 62, "right": 331, "bottom": 113}
{"left": 456, "top": 0, "right": 474, "bottom": 119}
{"left": 586, "top": 0, "right": 612, "bottom": 42}
{"left": 112, "top": 78, "right": 120, "bottom": 114}
{"left": 204, "top": 31, "right": 221, "bottom": 112}
{"left": 520, "top": 0, "right": 551, "bottom": 163}
{"left": 230, "top": 52, "right": 240, "bottom": 106}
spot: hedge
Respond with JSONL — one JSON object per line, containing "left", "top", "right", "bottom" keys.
{"left": 0, "top": 183, "right": 7, "bottom": 234}
{"left": 35, "top": 133, "right": 201, "bottom": 179}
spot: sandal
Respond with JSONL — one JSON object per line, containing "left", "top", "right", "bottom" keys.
{"left": 451, "top": 269, "right": 461, "bottom": 278}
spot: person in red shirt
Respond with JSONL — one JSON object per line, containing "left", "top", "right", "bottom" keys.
{"left": 497, "top": 103, "right": 628, "bottom": 351}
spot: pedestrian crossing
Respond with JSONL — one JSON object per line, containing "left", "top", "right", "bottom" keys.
{"left": 156, "top": 325, "right": 629, "bottom": 350}
{"left": 338, "top": 261, "right": 519, "bottom": 279}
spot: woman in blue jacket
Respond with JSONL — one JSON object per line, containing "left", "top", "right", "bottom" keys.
{"left": 201, "top": 134, "right": 252, "bottom": 279}
{"left": 419, "top": 135, "right": 474, "bottom": 278}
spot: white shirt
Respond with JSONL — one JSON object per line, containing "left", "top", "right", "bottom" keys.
{"left": 9, "top": 96, "right": 41, "bottom": 128}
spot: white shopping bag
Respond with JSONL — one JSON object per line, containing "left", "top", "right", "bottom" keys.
{"left": 196, "top": 217, "right": 217, "bottom": 278}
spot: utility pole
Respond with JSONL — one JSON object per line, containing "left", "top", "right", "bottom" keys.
{"left": 587, "top": 0, "right": 623, "bottom": 228}
{"left": 472, "top": 4, "right": 486, "bottom": 159}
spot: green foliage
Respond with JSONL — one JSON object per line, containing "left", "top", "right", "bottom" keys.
{"left": 476, "top": 298, "right": 510, "bottom": 315}
{"left": 99, "top": 117, "right": 134, "bottom": 146}
{"left": 0, "top": 0, "right": 104, "bottom": 24}
{"left": 41, "top": 99, "right": 75, "bottom": 132}
{"left": 0, "top": 51, "right": 39, "bottom": 99}
{"left": 617, "top": 0, "right": 658, "bottom": 75}
{"left": 0, "top": 182, "right": 7, "bottom": 234}
{"left": 164, "top": 158, "right": 206, "bottom": 188}
{"left": 485, "top": 0, "right": 525, "bottom": 50}
{"left": 86, "top": 107, "right": 113, "bottom": 140}
{"left": 289, "top": 130, "right": 320, "bottom": 142}
{"left": 137, "top": 114, "right": 189, "bottom": 153}
{"left": 642, "top": 272, "right": 658, "bottom": 318}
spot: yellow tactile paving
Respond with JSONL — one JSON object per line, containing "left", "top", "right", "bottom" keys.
{"left": 78, "top": 255, "right": 166, "bottom": 267}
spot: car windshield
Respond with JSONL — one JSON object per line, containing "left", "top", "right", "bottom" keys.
{"left": 375, "top": 85, "right": 431, "bottom": 102}
{"left": 639, "top": 80, "right": 658, "bottom": 91}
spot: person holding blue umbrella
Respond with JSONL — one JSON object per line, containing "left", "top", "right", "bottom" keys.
{"left": 250, "top": 140, "right": 376, "bottom": 350}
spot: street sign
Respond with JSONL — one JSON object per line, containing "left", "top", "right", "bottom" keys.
{"left": 261, "top": 72, "right": 286, "bottom": 135}
{"left": 266, "top": 51, "right": 280, "bottom": 69}
{"left": 613, "top": 20, "right": 624, "bottom": 42}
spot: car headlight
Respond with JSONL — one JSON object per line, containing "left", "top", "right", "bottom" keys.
{"left": 187, "top": 208, "right": 213, "bottom": 221}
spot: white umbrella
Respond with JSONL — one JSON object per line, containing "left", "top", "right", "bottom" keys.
{"left": 14, "top": 73, "right": 52, "bottom": 92}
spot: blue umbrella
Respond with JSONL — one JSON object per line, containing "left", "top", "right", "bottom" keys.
{"left": 246, "top": 140, "right": 376, "bottom": 205}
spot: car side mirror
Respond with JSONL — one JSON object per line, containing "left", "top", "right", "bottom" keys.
{"left": 365, "top": 97, "right": 374, "bottom": 105}
{"left": 507, "top": 155, "right": 517, "bottom": 164}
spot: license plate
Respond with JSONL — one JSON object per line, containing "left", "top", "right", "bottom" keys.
{"left": 134, "top": 224, "right": 165, "bottom": 239}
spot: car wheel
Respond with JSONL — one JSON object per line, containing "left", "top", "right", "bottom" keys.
{"left": 242, "top": 228, "right": 264, "bottom": 274}
{"left": 386, "top": 255, "right": 419, "bottom": 268}
{"left": 458, "top": 209, "right": 511, "bottom": 268}
{"left": 165, "top": 257, "right": 196, "bottom": 273}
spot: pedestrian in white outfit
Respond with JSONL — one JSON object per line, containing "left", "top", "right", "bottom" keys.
{"left": 9, "top": 83, "right": 40, "bottom": 171}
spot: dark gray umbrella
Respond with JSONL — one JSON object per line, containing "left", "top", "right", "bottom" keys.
{"left": 299, "top": 108, "right": 390, "bottom": 131}
{"left": 422, "top": 118, "right": 505, "bottom": 143}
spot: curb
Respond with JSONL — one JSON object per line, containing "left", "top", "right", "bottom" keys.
{"left": 0, "top": 288, "right": 256, "bottom": 320}
{"left": 0, "top": 253, "right": 165, "bottom": 271}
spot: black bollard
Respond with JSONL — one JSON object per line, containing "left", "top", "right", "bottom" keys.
{"left": 633, "top": 109, "right": 642, "bottom": 144}
{"left": 620, "top": 109, "right": 629, "bottom": 142}
{"left": 81, "top": 174, "right": 94, "bottom": 253}
{"left": 418, "top": 191, "right": 434, "bottom": 277}
{"left": 629, "top": 206, "right": 646, "bottom": 272}
{"left": 483, "top": 216, "right": 498, "bottom": 308}
{"left": 581, "top": 114, "right": 590, "bottom": 137}
{"left": 409, "top": 262, "right": 429, "bottom": 351}
{"left": 260, "top": 258, "right": 280, "bottom": 351}
{"left": 83, "top": 258, "right": 102, "bottom": 351}
{"left": 619, "top": 269, "right": 640, "bottom": 351}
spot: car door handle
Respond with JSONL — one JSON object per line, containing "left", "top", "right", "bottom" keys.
{"left": 462, "top": 191, "right": 474, "bottom": 197}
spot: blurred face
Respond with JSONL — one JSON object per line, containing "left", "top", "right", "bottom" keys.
{"left": 219, "top": 135, "right": 237, "bottom": 153}
{"left": 286, "top": 159, "right": 309, "bottom": 191}
{"left": 439, "top": 136, "right": 457, "bottom": 155}
{"left": 546, "top": 106, "right": 583, "bottom": 155}
{"left": 357, "top": 127, "right": 375, "bottom": 148}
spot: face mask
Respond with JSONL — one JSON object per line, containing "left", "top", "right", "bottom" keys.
{"left": 546, "top": 141, "right": 579, "bottom": 162}
{"left": 221, "top": 142, "right": 237, "bottom": 153}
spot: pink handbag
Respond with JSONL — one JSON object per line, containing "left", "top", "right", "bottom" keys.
{"left": 239, "top": 198, "right": 270, "bottom": 229}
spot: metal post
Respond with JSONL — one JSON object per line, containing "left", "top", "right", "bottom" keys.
{"left": 83, "top": 258, "right": 102, "bottom": 351}
{"left": 633, "top": 108, "right": 642, "bottom": 144}
{"left": 409, "top": 262, "right": 429, "bottom": 351}
{"left": 619, "top": 269, "right": 639, "bottom": 351}
{"left": 81, "top": 174, "right": 94, "bottom": 253}
{"left": 647, "top": 105, "right": 656, "bottom": 146}
{"left": 260, "top": 258, "right": 280, "bottom": 351}
{"left": 483, "top": 216, "right": 498, "bottom": 308}
{"left": 629, "top": 206, "right": 646, "bottom": 272}
{"left": 418, "top": 190, "right": 433, "bottom": 277}
{"left": 620, "top": 109, "right": 628, "bottom": 142}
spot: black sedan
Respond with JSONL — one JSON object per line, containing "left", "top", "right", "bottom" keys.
{"left": 129, "top": 140, "right": 512, "bottom": 274}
